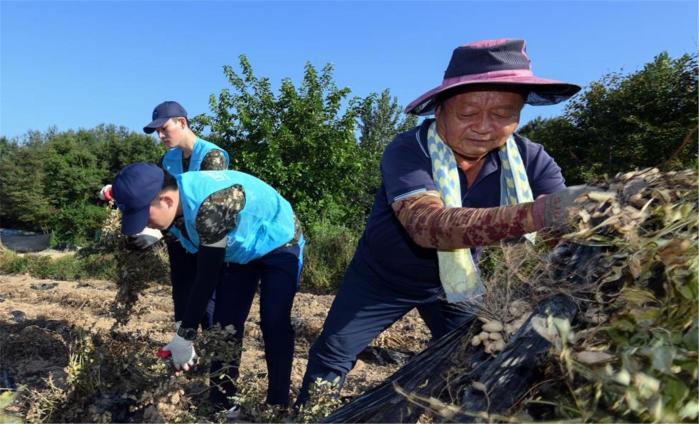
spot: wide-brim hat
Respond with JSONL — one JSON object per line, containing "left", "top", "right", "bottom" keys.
{"left": 406, "top": 39, "right": 581, "bottom": 116}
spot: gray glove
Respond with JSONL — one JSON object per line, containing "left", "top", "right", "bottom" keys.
{"left": 129, "top": 227, "right": 163, "bottom": 249}
{"left": 533, "top": 185, "right": 592, "bottom": 230}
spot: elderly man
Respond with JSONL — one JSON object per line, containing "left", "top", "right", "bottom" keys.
{"left": 297, "top": 38, "right": 585, "bottom": 404}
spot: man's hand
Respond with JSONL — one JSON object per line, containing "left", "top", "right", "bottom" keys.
{"left": 129, "top": 227, "right": 163, "bottom": 249}
{"left": 162, "top": 334, "right": 197, "bottom": 371}
{"left": 98, "top": 184, "right": 113, "bottom": 202}
{"left": 533, "top": 185, "right": 594, "bottom": 230}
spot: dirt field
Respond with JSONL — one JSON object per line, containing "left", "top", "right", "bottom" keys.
{"left": 0, "top": 271, "right": 432, "bottom": 421}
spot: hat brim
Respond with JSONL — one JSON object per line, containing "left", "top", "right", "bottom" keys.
{"left": 120, "top": 206, "right": 150, "bottom": 236}
{"left": 143, "top": 117, "right": 170, "bottom": 134}
{"left": 406, "top": 75, "right": 582, "bottom": 116}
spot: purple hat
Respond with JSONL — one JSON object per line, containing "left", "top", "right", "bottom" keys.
{"left": 112, "top": 163, "right": 164, "bottom": 235}
{"left": 405, "top": 39, "right": 581, "bottom": 116}
{"left": 143, "top": 101, "right": 187, "bottom": 134}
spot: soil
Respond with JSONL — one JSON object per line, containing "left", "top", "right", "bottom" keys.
{"left": 0, "top": 271, "right": 432, "bottom": 421}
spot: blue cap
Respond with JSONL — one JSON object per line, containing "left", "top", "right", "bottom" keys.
{"left": 143, "top": 101, "right": 187, "bottom": 134}
{"left": 112, "top": 163, "right": 164, "bottom": 235}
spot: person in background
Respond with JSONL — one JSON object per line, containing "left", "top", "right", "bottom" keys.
{"left": 297, "top": 38, "right": 589, "bottom": 405}
{"left": 111, "top": 163, "right": 304, "bottom": 416}
{"left": 101, "top": 101, "right": 229, "bottom": 326}
{"left": 143, "top": 101, "right": 230, "bottom": 326}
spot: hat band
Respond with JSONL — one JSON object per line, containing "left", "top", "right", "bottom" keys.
{"left": 441, "top": 68, "right": 534, "bottom": 86}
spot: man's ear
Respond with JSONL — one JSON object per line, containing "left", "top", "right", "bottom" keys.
{"left": 160, "top": 192, "right": 176, "bottom": 209}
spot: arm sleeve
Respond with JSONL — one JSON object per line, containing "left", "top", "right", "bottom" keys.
{"left": 200, "top": 150, "right": 229, "bottom": 171}
{"left": 180, "top": 245, "right": 226, "bottom": 329}
{"left": 179, "top": 184, "right": 245, "bottom": 329}
{"left": 392, "top": 191, "right": 538, "bottom": 249}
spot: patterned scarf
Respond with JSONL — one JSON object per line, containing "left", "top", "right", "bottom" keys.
{"left": 426, "top": 121, "right": 534, "bottom": 302}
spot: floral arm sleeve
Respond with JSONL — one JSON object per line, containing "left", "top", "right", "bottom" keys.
{"left": 391, "top": 191, "right": 539, "bottom": 250}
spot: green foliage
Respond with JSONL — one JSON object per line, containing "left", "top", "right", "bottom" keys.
{"left": 194, "top": 56, "right": 415, "bottom": 230}
{"left": 356, "top": 89, "right": 418, "bottom": 216}
{"left": 520, "top": 52, "right": 698, "bottom": 184}
{"left": 194, "top": 56, "right": 363, "bottom": 227}
{"left": 0, "top": 249, "right": 116, "bottom": 281}
{"left": 295, "top": 378, "right": 345, "bottom": 423}
{"left": 0, "top": 391, "right": 23, "bottom": 424}
{"left": 300, "top": 220, "right": 360, "bottom": 293}
{"left": 0, "top": 126, "right": 164, "bottom": 245}
{"left": 0, "top": 133, "right": 54, "bottom": 232}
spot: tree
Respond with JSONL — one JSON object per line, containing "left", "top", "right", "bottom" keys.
{"left": 356, "top": 89, "right": 418, "bottom": 215}
{"left": 194, "top": 55, "right": 367, "bottom": 228}
{"left": 42, "top": 131, "right": 109, "bottom": 243}
{"left": 0, "top": 135, "right": 53, "bottom": 232}
{"left": 0, "top": 126, "right": 167, "bottom": 245}
{"left": 90, "top": 124, "right": 165, "bottom": 178}
{"left": 520, "top": 52, "right": 698, "bottom": 184}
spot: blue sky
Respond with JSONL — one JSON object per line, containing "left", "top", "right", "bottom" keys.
{"left": 1, "top": 1, "right": 697, "bottom": 140}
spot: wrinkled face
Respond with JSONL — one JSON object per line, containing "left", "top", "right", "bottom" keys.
{"left": 147, "top": 191, "right": 178, "bottom": 230}
{"left": 155, "top": 117, "right": 186, "bottom": 149}
{"left": 435, "top": 89, "right": 524, "bottom": 160}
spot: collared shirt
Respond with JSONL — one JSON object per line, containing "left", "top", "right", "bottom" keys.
{"left": 355, "top": 119, "right": 566, "bottom": 297}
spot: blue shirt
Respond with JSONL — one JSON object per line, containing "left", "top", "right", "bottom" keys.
{"left": 355, "top": 119, "right": 566, "bottom": 297}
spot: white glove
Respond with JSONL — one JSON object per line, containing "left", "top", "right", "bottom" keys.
{"left": 162, "top": 334, "right": 197, "bottom": 371}
{"left": 99, "top": 184, "right": 113, "bottom": 201}
{"left": 130, "top": 227, "right": 163, "bottom": 249}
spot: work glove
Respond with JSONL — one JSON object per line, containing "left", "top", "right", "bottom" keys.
{"left": 129, "top": 227, "right": 163, "bottom": 249}
{"left": 98, "top": 184, "right": 113, "bottom": 202}
{"left": 533, "top": 185, "right": 595, "bottom": 230}
{"left": 162, "top": 334, "right": 197, "bottom": 371}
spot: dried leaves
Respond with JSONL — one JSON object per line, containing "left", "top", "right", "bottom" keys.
{"left": 465, "top": 168, "right": 697, "bottom": 422}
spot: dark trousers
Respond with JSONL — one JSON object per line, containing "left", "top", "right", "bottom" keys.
{"left": 297, "top": 255, "right": 473, "bottom": 405}
{"left": 210, "top": 241, "right": 303, "bottom": 406}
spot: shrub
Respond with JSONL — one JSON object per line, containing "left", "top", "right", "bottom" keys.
{"left": 300, "top": 220, "right": 359, "bottom": 293}
{"left": 0, "top": 249, "right": 116, "bottom": 281}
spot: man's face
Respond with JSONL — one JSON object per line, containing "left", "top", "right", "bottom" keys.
{"left": 435, "top": 89, "right": 524, "bottom": 160}
{"left": 147, "top": 193, "right": 177, "bottom": 230}
{"left": 155, "top": 117, "right": 186, "bottom": 148}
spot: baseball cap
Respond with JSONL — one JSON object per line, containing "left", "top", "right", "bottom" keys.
{"left": 112, "top": 163, "right": 164, "bottom": 235}
{"left": 143, "top": 101, "right": 187, "bottom": 134}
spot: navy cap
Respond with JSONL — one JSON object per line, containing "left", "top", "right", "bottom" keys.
{"left": 112, "top": 163, "right": 164, "bottom": 235}
{"left": 143, "top": 101, "right": 187, "bottom": 134}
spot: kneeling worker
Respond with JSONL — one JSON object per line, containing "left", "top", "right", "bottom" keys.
{"left": 111, "top": 163, "right": 304, "bottom": 413}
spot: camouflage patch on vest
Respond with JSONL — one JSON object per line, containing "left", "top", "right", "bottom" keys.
{"left": 196, "top": 184, "right": 246, "bottom": 244}
{"left": 164, "top": 216, "right": 187, "bottom": 243}
{"left": 201, "top": 150, "right": 228, "bottom": 170}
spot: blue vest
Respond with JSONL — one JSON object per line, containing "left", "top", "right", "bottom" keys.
{"left": 174, "top": 171, "right": 297, "bottom": 264}
{"left": 161, "top": 138, "right": 230, "bottom": 176}
{"left": 162, "top": 138, "right": 230, "bottom": 252}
